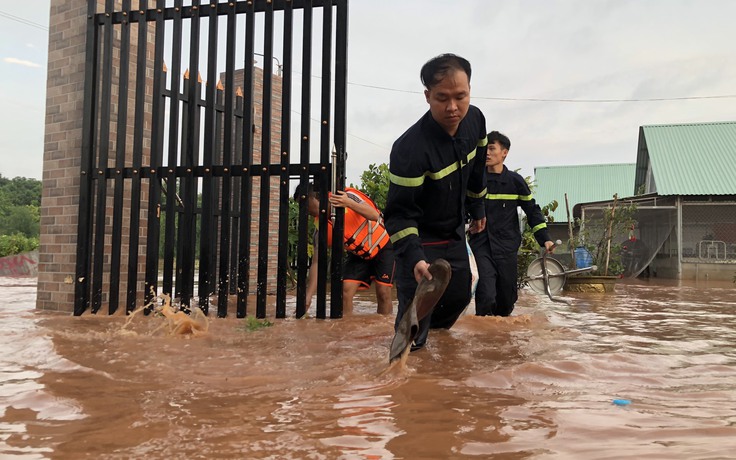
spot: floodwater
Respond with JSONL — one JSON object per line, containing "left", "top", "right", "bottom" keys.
{"left": 1, "top": 276, "right": 736, "bottom": 459}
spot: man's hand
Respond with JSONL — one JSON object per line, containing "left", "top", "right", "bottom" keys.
{"left": 328, "top": 190, "right": 351, "bottom": 208}
{"left": 544, "top": 240, "right": 556, "bottom": 253}
{"left": 468, "top": 217, "right": 486, "bottom": 234}
{"left": 413, "top": 260, "right": 432, "bottom": 283}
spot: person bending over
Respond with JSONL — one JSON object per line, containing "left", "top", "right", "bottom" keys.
{"left": 295, "top": 182, "right": 395, "bottom": 315}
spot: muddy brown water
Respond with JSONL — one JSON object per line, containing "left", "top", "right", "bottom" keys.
{"left": 1, "top": 276, "right": 735, "bottom": 459}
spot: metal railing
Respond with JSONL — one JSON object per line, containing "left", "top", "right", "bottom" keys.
{"left": 74, "top": 0, "right": 348, "bottom": 318}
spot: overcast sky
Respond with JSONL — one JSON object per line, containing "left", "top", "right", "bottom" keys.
{"left": 1, "top": 0, "right": 735, "bottom": 184}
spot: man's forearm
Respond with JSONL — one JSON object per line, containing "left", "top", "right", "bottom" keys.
{"left": 346, "top": 200, "right": 380, "bottom": 221}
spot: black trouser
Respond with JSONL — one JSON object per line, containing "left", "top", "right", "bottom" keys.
{"left": 394, "top": 238, "right": 471, "bottom": 348}
{"left": 469, "top": 231, "right": 518, "bottom": 317}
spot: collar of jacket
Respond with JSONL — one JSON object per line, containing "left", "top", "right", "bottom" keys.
{"left": 489, "top": 164, "right": 510, "bottom": 182}
{"left": 420, "top": 110, "right": 472, "bottom": 143}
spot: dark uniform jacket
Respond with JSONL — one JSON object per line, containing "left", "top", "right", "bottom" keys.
{"left": 475, "top": 165, "right": 550, "bottom": 257}
{"left": 384, "top": 105, "right": 488, "bottom": 271}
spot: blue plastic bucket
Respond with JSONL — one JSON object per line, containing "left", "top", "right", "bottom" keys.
{"left": 575, "top": 247, "right": 593, "bottom": 268}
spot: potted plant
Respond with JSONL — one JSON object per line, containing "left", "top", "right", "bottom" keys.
{"left": 564, "top": 194, "right": 637, "bottom": 293}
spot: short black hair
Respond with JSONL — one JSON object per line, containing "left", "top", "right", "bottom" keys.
{"left": 293, "top": 181, "right": 314, "bottom": 202}
{"left": 420, "top": 53, "right": 472, "bottom": 89}
{"left": 487, "top": 131, "right": 511, "bottom": 150}
{"left": 293, "top": 181, "right": 324, "bottom": 202}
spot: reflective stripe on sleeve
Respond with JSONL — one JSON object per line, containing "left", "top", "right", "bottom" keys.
{"left": 389, "top": 172, "right": 425, "bottom": 187}
{"left": 531, "top": 222, "right": 547, "bottom": 233}
{"left": 484, "top": 193, "right": 534, "bottom": 201}
{"left": 467, "top": 187, "right": 487, "bottom": 199}
{"left": 389, "top": 226, "right": 418, "bottom": 243}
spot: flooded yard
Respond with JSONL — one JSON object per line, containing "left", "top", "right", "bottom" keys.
{"left": 1, "top": 276, "right": 735, "bottom": 459}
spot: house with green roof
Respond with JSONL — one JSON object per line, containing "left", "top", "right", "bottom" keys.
{"left": 634, "top": 121, "right": 736, "bottom": 196}
{"left": 521, "top": 163, "right": 636, "bottom": 272}
{"left": 573, "top": 121, "right": 736, "bottom": 281}
{"left": 533, "top": 162, "right": 636, "bottom": 226}
{"left": 528, "top": 163, "right": 636, "bottom": 272}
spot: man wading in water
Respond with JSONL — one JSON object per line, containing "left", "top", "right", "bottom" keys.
{"left": 384, "top": 53, "right": 489, "bottom": 360}
{"left": 469, "top": 131, "right": 555, "bottom": 317}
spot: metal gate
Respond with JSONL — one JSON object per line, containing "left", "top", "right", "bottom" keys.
{"left": 74, "top": 0, "right": 348, "bottom": 319}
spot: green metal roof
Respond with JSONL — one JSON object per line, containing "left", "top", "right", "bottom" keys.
{"left": 635, "top": 121, "right": 736, "bottom": 196}
{"left": 533, "top": 163, "right": 636, "bottom": 223}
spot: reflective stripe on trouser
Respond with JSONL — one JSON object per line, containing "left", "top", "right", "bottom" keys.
{"left": 394, "top": 238, "right": 471, "bottom": 348}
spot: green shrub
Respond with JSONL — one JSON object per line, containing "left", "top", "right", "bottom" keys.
{"left": 0, "top": 233, "right": 39, "bottom": 258}
{"left": 577, "top": 196, "right": 637, "bottom": 276}
{"left": 0, "top": 205, "right": 40, "bottom": 238}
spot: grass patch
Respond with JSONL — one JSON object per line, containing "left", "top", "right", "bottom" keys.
{"left": 239, "top": 316, "right": 274, "bottom": 332}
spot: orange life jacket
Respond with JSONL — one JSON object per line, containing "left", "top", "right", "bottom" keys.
{"left": 322, "top": 188, "right": 390, "bottom": 260}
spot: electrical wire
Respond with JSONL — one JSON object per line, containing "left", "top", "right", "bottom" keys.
{"left": 0, "top": 10, "right": 49, "bottom": 31}
{"left": 4, "top": 9, "right": 733, "bottom": 104}
{"left": 346, "top": 81, "right": 736, "bottom": 103}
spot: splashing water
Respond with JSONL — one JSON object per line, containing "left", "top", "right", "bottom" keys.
{"left": 122, "top": 292, "right": 209, "bottom": 337}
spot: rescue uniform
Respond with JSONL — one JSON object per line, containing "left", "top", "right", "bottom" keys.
{"left": 321, "top": 188, "right": 394, "bottom": 289}
{"left": 384, "top": 105, "right": 488, "bottom": 348}
{"left": 468, "top": 165, "right": 551, "bottom": 316}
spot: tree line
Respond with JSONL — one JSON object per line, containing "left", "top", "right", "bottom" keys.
{"left": 0, "top": 174, "right": 41, "bottom": 257}
{"left": 0, "top": 165, "right": 555, "bottom": 289}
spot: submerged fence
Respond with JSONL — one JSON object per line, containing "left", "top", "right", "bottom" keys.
{"left": 74, "top": 0, "right": 348, "bottom": 318}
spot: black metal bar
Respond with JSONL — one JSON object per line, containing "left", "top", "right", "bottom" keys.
{"left": 174, "top": 76, "right": 188, "bottom": 300}
{"left": 198, "top": 1, "right": 219, "bottom": 314}
{"left": 105, "top": 0, "right": 337, "bottom": 24}
{"left": 109, "top": 0, "right": 132, "bottom": 315}
{"left": 91, "top": 0, "right": 115, "bottom": 314}
{"left": 295, "top": 0, "right": 313, "bottom": 319}
{"left": 144, "top": 0, "right": 167, "bottom": 311}
{"left": 100, "top": 0, "right": 338, "bottom": 24}
{"left": 316, "top": 0, "right": 333, "bottom": 321}
{"left": 229, "top": 91, "right": 243, "bottom": 297}
{"left": 98, "top": 162, "right": 327, "bottom": 179}
{"left": 74, "top": 0, "right": 99, "bottom": 316}
{"left": 211, "top": 83, "right": 224, "bottom": 303}
{"left": 192, "top": 72, "right": 204, "bottom": 306}
{"left": 330, "top": 0, "right": 348, "bottom": 319}
{"left": 236, "top": 1, "right": 256, "bottom": 319}
{"left": 163, "top": 0, "right": 184, "bottom": 299}
{"left": 256, "top": 0, "right": 275, "bottom": 318}
{"left": 126, "top": 0, "right": 148, "bottom": 314}
{"left": 179, "top": 0, "right": 202, "bottom": 309}
{"left": 275, "top": 0, "right": 293, "bottom": 318}
{"left": 217, "top": 0, "right": 237, "bottom": 317}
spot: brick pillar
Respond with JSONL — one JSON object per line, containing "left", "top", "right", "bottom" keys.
{"left": 38, "top": 0, "right": 152, "bottom": 312}
{"left": 224, "top": 67, "right": 283, "bottom": 293}
{"left": 38, "top": 0, "right": 90, "bottom": 311}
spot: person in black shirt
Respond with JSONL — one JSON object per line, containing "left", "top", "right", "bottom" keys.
{"left": 469, "top": 131, "right": 554, "bottom": 317}
{"left": 383, "top": 53, "right": 488, "bottom": 351}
